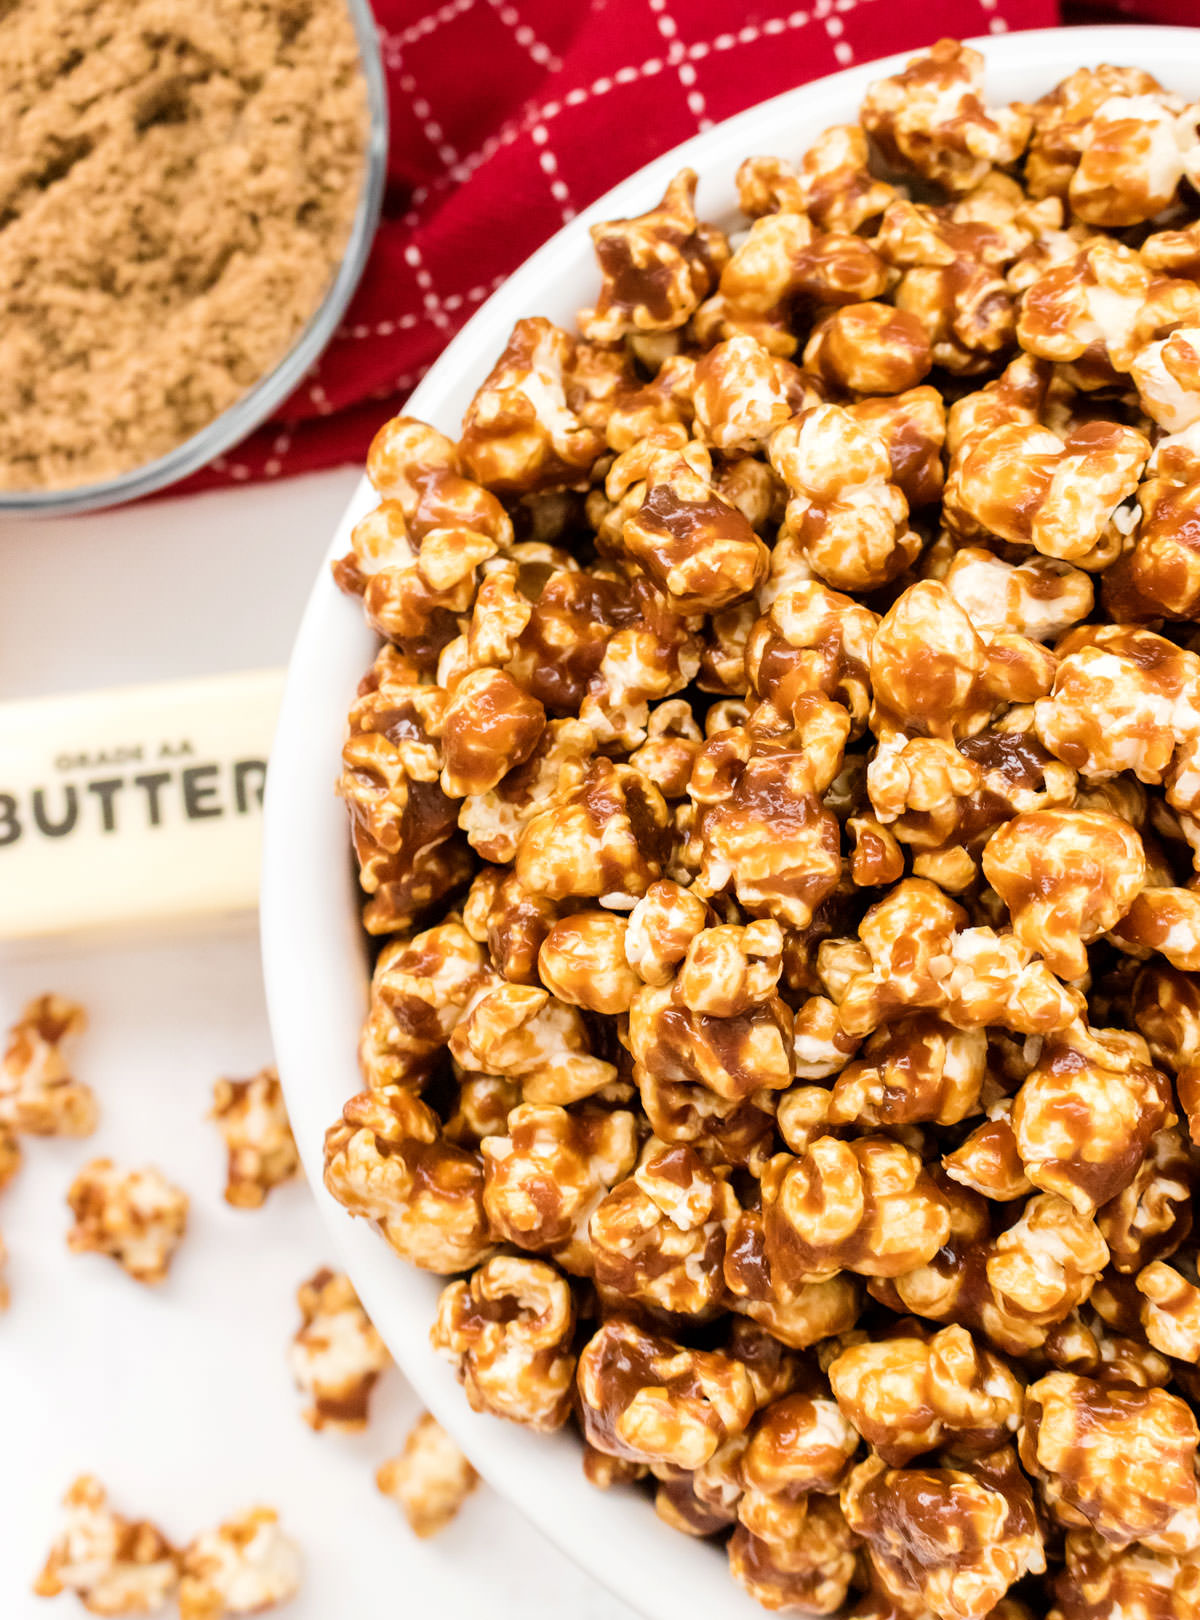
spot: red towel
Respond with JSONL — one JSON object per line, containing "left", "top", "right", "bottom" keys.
{"left": 190, "top": 0, "right": 1092, "bottom": 491}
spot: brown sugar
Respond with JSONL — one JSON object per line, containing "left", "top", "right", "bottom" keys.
{"left": 0, "top": 0, "right": 369, "bottom": 492}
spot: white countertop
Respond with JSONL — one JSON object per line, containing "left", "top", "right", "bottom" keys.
{"left": 0, "top": 470, "right": 637, "bottom": 1620}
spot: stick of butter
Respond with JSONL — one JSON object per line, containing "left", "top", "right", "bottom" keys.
{"left": 0, "top": 669, "right": 285, "bottom": 940}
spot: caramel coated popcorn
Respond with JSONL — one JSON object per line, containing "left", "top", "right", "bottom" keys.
{"left": 482, "top": 1101, "right": 637, "bottom": 1273}
{"left": 1011, "top": 1022, "right": 1172, "bottom": 1212}
{"left": 828, "top": 1323, "right": 1023, "bottom": 1466}
{"left": 577, "top": 1316, "right": 755, "bottom": 1469}
{"left": 1049, "top": 1532, "right": 1200, "bottom": 1620}
{"left": 1020, "top": 1372, "right": 1200, "bottom": 1547}
{"left": 590, "top": 1141, "right": 738, "bottom": 1316}
{"left": 178, "top": 1508, "right": 301, "bottom": 1620}
{"left": 376, "top": 1413, "right": 479, "bottom": 1539}
{"left": 0, "top": 1125, "right": 21, "bottom": 1192}
{"left": 35, "top": 1476, "right": 178, "bottom": 1616}
{"left": 209, "top": 1067, "right": 299, "bottom": 1210}
{"left": 326, "top": 38, "right": 1200, "bottom": 1618}
{"left": 1, "top": 994, "right": 94, "bottom": 1138}
{"left": 288, "top": 1268, "right": 390, "bottom": 1431}
{"left": 324, "top": 1086, "right": 493, "bottom": 1271}
{"left": 862, "top": 40, "right": 1031, "bottom": 194}
{"left": 66, "top": 1159, "right": 188, "bottom": 1285}
{"left": 842, "top": 1447, "right": 1045, "bottom": 1620}
{"left": 432, "top": 1255, "right": 575, "bottom": 1431}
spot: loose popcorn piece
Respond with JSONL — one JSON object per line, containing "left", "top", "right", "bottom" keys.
{"left": 34, "top": 1475, "right": 178, "bottom": 1617}
{"left": 376, "top": 1413, "right": 478, "bottom": 1539}
{"left": 944, "top": 1106, "right": 1032, "bottom": 1203}
{"left": 982, "top": 1194, "right": 1111, "bottom": 1348}
{"left": 336, "top": 420, "right": 512, "bottom": 672}
{"left": 1042, "top": 1307, "right": 1174, "bottom": 1391}
{"left": 1109, "top": 422, "right": 1200, "bottom": 620}
{"left": 943, "top": 547, "right": 1093, "bottom": 644}
{"left": 694, "top": 207, "right": 889, "bottom": 359}
{"left": 694, "top": 746, "right": 844, "bottom": 925}
{"left": 768, "top": 405, "right": 921, "bottom": 593}
{"left": 1114, "top": 884, "right": 1200, "bottom": 972}
{"left": 870, "top": 581, "right": 1055, "bottom": 743}
{"left": 944, "top": 413, "right": 1149, "bottom": 564}
{"left": 874, "top": 1184, "right": 1110, "bottom": 1358}
{"left": 178, "top": 1508, "right": 301, "bottom": 1620}
{"left": 361, "top": 921, "right": 489, "bottom": 1083}
{"left": 322, "top": 38, "right": 1200, "bottom": 1616}
{"left": 875, "top": 194, "right": 1022, "bottom": 378}
{"left": 654, "top": 1453, "right": 742, "bottom": 1539}
{"left": 66, "top": 1160, "right": 188, "bottom": 1285}
{"left": 1017, "top": 238, "right": 1200, "bottom": 385}
{"left": 827, "top": 878, "right": 1084, "bottom": 1039}
{"left": 0, "top": 1124, "right": 21, "bottom": 1192}
{"left": 747, "top": 126, "right": 897, "bottom": 235}
{"left": 606, "top": 427, "right": 769, "bottom": 614}
{"left": 1033, "top": 626, "right": 1200, "bottom": 815}
{"left": 627, "top": 919, "right": 795, "bottom": 1102}
{"left": 725, "top": 1207, "right": 863, "bottom": 1349}
{"left": 1097, "top": 1124, "right": 1193, "bottom": 1275}
{"left": 288, "top": 1269, "right": 389, "bottom": 1431}
{"left": 513, "top": 755, "right": 672, "bottom": 905}
{"left": 740, "top": 1385, "right": 859, "bottom": 1499}
{"left": 828, "top": 1016, "right": 987, "bottom": 1128}
{"left": 209, "top": 1068, "right": 299, "bottom": 1210}
{"left": 1026, "top": 65, "right": 1172, "bottom": 195}
{"left": 538, "top": 912, "right": 639, "bottom": 1015}
{"left": 1, "top": 994, "right": 94, "bottom": 1137}
{"left": 692, "top": 335, "right": 807, "bottom": 455}
{"left": 440, "top": 667, "right": 547, "bottom": 799}
{"left": 804, "top": 302, "right": 932, "bottom": 397}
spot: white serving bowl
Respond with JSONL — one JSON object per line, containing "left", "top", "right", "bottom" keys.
{"left": 262, "top": 27, "right": 1198, "bottom": 1617}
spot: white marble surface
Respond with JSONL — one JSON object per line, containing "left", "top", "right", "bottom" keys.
{"left": 0, "top": 470, "right": 637, "bottom": 1620}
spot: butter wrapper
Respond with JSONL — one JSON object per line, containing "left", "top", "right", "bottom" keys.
{"left": 0, "top": 669, "right": 285, "bottom": 940}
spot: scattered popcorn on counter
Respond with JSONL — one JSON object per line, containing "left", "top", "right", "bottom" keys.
{"left": 375, "top": 1412, "right": 479, "bottom": 1538}
{"left": 1, "top": 994, "right": 94, "bottom": 1138}
{"left": 34, "top": 1475, "right": 179, "bottom": 1616}
{"left": 178, "top": 1507, "right": 301, "bottom": 1620}
{"left": 66, "top": 1159, "right": 188, "bottom": 1285}
{"left": 209, "top": 1067, "right": 299, "bottom": 1210}
{"left": 288, "top": 1267, "right": 390, "bottom": 1431}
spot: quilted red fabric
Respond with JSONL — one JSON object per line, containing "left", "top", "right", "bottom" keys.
{"left": 194, "top": 0, "right": 1086, "bottom": 490}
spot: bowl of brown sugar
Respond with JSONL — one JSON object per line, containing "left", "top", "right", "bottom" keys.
{"left": 0, "top": 0, "right": 387, "bottom": 515}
